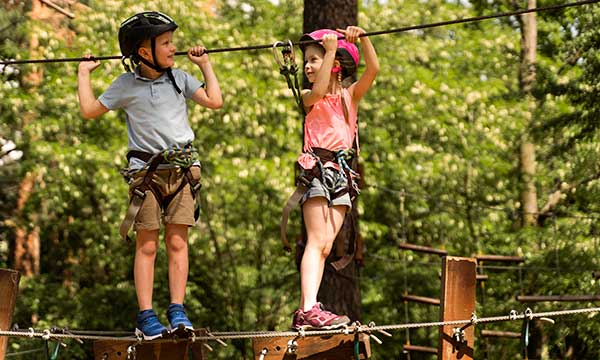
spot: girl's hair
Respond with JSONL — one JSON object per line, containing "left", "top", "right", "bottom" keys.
{"left": 337, "top": 49, "right": 357, "bottom": 87}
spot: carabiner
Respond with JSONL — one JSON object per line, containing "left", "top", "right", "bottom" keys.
{"left": 272, "top": 40, "right": 296, "bottom": 72}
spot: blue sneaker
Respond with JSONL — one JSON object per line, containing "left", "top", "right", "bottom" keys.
{"left": 167, "top": 303, "right": 194, "bottom": 331}
{"left": 135, "top": 309, "right": 168, "bottom": 340}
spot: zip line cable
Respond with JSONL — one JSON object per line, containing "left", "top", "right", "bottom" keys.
{"left": 0, "top": 0, "right": 597, "bottom": 66}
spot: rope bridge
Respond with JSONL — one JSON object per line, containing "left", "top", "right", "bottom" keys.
{"left": 1, "top": 307, "right": 598, "bottom": 350}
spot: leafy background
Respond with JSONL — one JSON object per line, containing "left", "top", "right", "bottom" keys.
{"left": 1, "top": 0, "right": 600, "bottom": 358}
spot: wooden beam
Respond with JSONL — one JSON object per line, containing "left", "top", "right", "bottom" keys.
{"left": 399, "top": 242, "right": 448, "bottom": 256}
{"left": 475, "top": 255, "right": 525, "bottom": 263}
{"left": 437, "top": 272, "right": 488, "bottom": 281}
{"left": 401, "top": 294, "right": 440, "bottom": 306}
{"left": 480, "top": 330, "right": 520, "bottom": 338}
{"left": 438, "top": 257, "right": 476, "bottom": 360}
{"left": 403, "top": 344, "right": 437, "bottom": 354}
{"left": 252, "top": 333, "right": 371, "bottom": 359}
{"left": 0, "top": 269, "right": 21, "bottom": 360}
{"left": 93, "top": 329, "right": 210, "bottom": 360}
{"left": 516, "top": 295, "right": 600, "bottom": 302}
{"left": 39, "top": 0, "right": 75, "bottom": 18}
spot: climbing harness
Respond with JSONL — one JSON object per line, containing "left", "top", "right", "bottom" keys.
{"left": 119, "top": 143, "right": 202, "bottom": 242}
{"left": 280, "top": 148, "right": 360, "bottom": 270}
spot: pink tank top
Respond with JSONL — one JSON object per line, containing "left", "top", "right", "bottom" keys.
{"left": 297, "top": 88, "right": 359, "bottom": 170}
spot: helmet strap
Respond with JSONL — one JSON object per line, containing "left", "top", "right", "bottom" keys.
{"left": 135, "top": 38, "right": 182, "bottom": 94}
{"left": 121, "top": 56, "right": 132, "bottom": 72}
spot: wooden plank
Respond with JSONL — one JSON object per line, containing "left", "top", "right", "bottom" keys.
{"left": 252, "top": 333, "right": 371, "bottom": 359}
{"left": 403, "top": 344, "right": 438, "bottom": 354}
{"left": 438, "top": 257, "right": 476, "bottom": 360}
{"left": 399, "top": 242, "right": 448, "bottom": 256}
{"left": 475, "top": 255, "right": 524, "bottom": 263}
{"left": 516, "top": 295, "right": 600, "bottom": 302}
{"left": 94, "top": 340, "right": 190, "bottom": 360}
{"left": 0, "top": 269, "right": 21, "bottom": 360}
{"left": 93, "top": 330, "right": 210, "bottom": 360}
{"left": 401, "top": 294, "right": 440, "bottom": 306}
{"left": 480, "top": 330, "right": 520, "bottom": 338}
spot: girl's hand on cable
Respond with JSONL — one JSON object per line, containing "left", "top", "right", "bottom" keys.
{"left": 337, "top": 26, "right": 365, "bottom": 44}
{"left": 78, "top": 54, "right": 101, "bottom": 74}
{"left": 188, "top": 46, "right": 209, "bottom": 65}
{"left": 321, "top": 33, "right": 338, "bottom": 52}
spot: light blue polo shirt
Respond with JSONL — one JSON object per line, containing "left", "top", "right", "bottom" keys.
{"left": 99, "top": 67, "right": 204, "bottom": 169}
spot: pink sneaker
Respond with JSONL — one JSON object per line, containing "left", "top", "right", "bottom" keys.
{"left": 292, "top": 302, "right": 351, "bottom": 330}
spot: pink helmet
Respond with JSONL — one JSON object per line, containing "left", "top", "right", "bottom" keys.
{"left": 299, "top": 29, "right": 359, "bottom": 66}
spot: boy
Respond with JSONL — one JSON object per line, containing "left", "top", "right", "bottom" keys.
{"left": 77, "top": 11, "right": 222, "bottom": 340}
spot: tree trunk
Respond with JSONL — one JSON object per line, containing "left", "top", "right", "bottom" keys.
{"left": 300, "top": 0, "right": 362, "bottom": 321}
{"left": 303, "top": 0, "right": 358, "bottom": 33}
{"left": 519, "top": 0, "right": 538, "bottom": 227}
{"left": 14, "top": 172, "right": 40, "bottom": 276}
{"left": 519, "top": 1, "right": 548, "bottom": 358}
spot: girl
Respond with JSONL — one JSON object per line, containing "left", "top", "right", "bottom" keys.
{"left": 292, "top": 26, "right": 378, "bottom": 330}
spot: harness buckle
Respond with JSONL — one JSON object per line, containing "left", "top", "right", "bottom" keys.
{"left": 298, "top": 174, "right": 312, "bottom": 187}
{"left": 192, "top": 183, "right": 202, "bottom": 193}
{"left": 133, "top": 188, "right": 147, "bottom": 199}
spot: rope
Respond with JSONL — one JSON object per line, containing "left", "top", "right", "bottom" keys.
{"left": 369, "top": 183, "right": 600, "bottom": 220}
{"left": 5, "top": 347, "right": 45, "bottom": 357}
{"left": 0, "top": 307, "right": 597, "bottom": 342}
{"left": 1, "top": 0, "right": 597, "bottom": 66}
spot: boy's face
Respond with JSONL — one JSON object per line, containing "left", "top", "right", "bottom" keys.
{"left": 138, "top": 30, "right": 176, "bottom": 68}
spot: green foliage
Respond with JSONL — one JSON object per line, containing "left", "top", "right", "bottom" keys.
{"left": 1, "top": 0, "right": 599, "bottom": 358}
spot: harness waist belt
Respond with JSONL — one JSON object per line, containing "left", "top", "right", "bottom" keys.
{"left": 126, "top": 150, "right": 169, "bottom": 164}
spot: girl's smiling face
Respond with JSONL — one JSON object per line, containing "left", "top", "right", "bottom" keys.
{"left": 303, "top": 45, "right": 325, "bottom": 83}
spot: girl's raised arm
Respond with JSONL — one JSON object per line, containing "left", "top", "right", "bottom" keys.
{"left": 339, "top": 26, "right": 379, "bottom": 103}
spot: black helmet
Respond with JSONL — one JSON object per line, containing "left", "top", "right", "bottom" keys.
{"left": 118, "top": 11, "right": 182, "bottom": 93}
{"left": 118, "top": 11, "right": 178, "bottom": 60}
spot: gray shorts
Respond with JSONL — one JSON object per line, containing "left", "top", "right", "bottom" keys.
{"left": 300, "top": 167, "right": 352, "bottom": 209}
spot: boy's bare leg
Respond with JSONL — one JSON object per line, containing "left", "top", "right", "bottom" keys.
{"left": 165, "top": 224, "right": 189, "bottom": 305}
{"left": 135, "top": 229, "right": 160, "bottom": 310}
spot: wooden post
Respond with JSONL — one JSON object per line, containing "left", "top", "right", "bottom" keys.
{"left": 438, "top": 257, "right": 476, "bottom": 360}
{"left": 252, "top": 333, "right": 371, "bottom": 359}
{"left": 0, "top": 269, "right": 21, "bottom": 360}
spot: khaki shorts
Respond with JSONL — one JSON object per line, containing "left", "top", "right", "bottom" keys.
{"left": 129, "top": 166, "right": 201, "bottom": 231}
